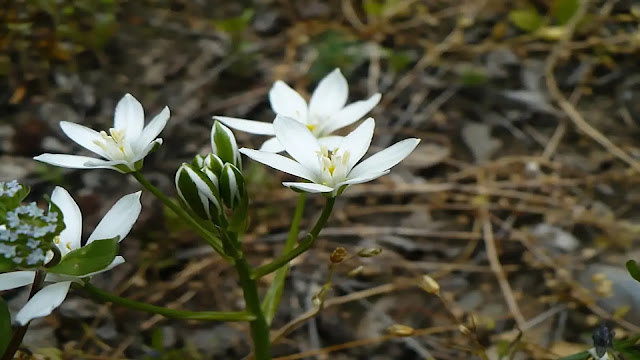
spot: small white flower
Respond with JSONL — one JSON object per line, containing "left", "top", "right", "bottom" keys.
{"left": 34, "top": 94, "right": 170, "bottom": 173}
{"left": 240, "top": 115, "right": 419, "bottom": 197}
{"left": 0, "top": 187, "right": 142, "bottom": 325}
{"left": 215, "top": 68, "right": 381, "bottom": 152}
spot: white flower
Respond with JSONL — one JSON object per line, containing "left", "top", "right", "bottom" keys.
{"left": 0, "top": 187, "right": 141, "bottom": 325}
{"left": 34, "top": 94, "right": 170, "bottom": 173}
{"left": 215, "top": 68, "right": 381, "bottom": 152}
{"left": 240, "top": 115, "right": 419, "bottom": 197}
{"left": 588, "top": 348, "right": 609, "bottom": 360}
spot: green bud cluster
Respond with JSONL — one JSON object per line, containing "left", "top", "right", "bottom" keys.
{"left": 0, "top": 181, "right": 65, "bottom": 270}
{"left": 175, "top": 122, "right": 248, "bottom": 230}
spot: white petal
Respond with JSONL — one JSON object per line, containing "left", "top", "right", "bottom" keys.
{"left": 15, "top": 281, "right": 72, "bottom": 325}
{"left": 215, "top": 116, "right": 275, "bottom": 135}
{"left": 317, "top": 136, "right": 344, "bottom": 151}
{"left": 132, "top": 139, "right": 163, "bottom": 163}
{"left": 135, "top": 106, "right": 170, "bottom": 153}
{"left": 114, "top": 94, "right": 144, "bottom": 139}
{"left": 340, "top": 170, "right": 389, "bottom": 187}
{"left": 349, "top": 138, "right": 420, "bottom": 179}
{"left": 59, "top": 122, "right": 107, "bottom": 157}
{"left": 269, "top": 81, "right": 308, "bottom": 122}
{"left": 51, "top": 187, "right": 82, "bottom": 255}
{"left": 88, "top": 191, "right": 142, "bottom": 244}
{"left": 34, "top": 154, "right": 114, "bottom": 170}
{"left": 323, "top": 93, "right": 381, "bottom": 134}
{"left": 339, "top": 118, "right": 374, "bottom": 172}
{"left": 309, "top": 69, "right": 348, "bottom": 117}
{"left": 0, "top": 271, "right": 36, "bottom": 291}
{"left": 282, "top": 182, "right": 334, "bottom": 193}
{"left": 258, "top": 137, "right": 284, "bottom": 152}
{"left": 240, "top": 148, "right": 316, "bottom": 181}
{"left": 273, "top": 115, "right": 321, "bottom": 171}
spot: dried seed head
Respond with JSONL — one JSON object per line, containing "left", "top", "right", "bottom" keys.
{"left": 388, "top": 324, "right": 414, "bottom": 337}
{"left": 348, "top": 265, "right": 364, "bottom": 277}
{"left": 330, "top": 247, "right": 348, "bottom": 264}
{"left": 357, "top": 247, "right": 382, "bottom": 257}
{"left": 420, "top": 275, "right": 440, "bottom": 295}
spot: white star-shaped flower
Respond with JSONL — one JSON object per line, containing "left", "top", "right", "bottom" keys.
{"left": 0, "top": 187, "right": 141, "bottom": 325}
{"left": 215, "top": 68, "right": 381, "bottom": 152}
{"left": 34, "top": 94, "right": 170, "bottom": 173}
{"left": 240, "top": 115, "right": 419, "bottom": 197}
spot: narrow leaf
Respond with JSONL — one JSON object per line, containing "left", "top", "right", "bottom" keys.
{"left": 509, "top": 8, "right": 543, "bottom": 32}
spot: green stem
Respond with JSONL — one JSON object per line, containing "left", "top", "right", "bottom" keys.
{"left": 252, "top": 197, "right": 335, "bottom": 280}
{"left": 234, "top": 257, "right": 271, "bottom": 359}
{"left": 261, "top": 193, "right": 306, "bottom": 324}
{"left": 131, "top": 171, "right": 228, "bottom": 258}
{"left": 2, "top": 269, "right": 46, "bottom": 360}
{"left": 81, "top": 283, "right": 254, "bottom": 322}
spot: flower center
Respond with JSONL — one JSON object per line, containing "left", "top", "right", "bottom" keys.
{"left": 307, "top": 113, "right": 329, "bottom": 137}
{"left": 93, "top": 128, "right": 131, "bottom": 160}
{"left": 317, "top": 146, "right": 350, "bottom": 187}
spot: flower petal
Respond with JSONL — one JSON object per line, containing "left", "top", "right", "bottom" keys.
{"left": 349, "top": 138, "right": 420, "bottom": 179}
{"left": 317, "top": 136, "right": 344, "bottom": 151}
{"left": 15, "top": 281, "right": 72, "bottom": 325}
{"left": 88, "top": 192, "right": 142, "bottom": 244}
{"left": 309, "top": 68, "right": 348, "bottom": 117}
{"left": 0, "top": 271, "right": 35, "bottom": 291}
{"left": 132, "top": 139, "right": 163, "bottom": 163}
{"left": 135, "top": 106, "right": 170, "bottom": 153}
{"left": 34, "top": 154, "right": 113, "bottom": 170}
{"left": 51, "top": 187, "right": 82, "bottom": 255}
{"left": 114, "top": 94, "right": 144, "bottom": 139}
{"left": 240, "top": 148, "right": 316, "bottom": 181}
{"left": 269, "top": 81, "right": 308, "bottom": 122}
{"left": 339, "top": 118, "right": 374, "bottom": 172}
{"left": 215, "top": 116, "right": 275, "bottom": 135}
{"left": 323, "top": 93, "right": 381, "bottom": 134}
{"left": 282, "top": 182, "right": 334, "bottom": 193}
{"left": 273, "top": 115, "right": 321, "bottom": 172}
{"left": 59, "top": 122, "right": 107, "bottom": 157}
{"left": 340, "top": 170, "right": 389, "bottom": 187}
{"left": 259, "top": 137, "right": 284, "bottom": 152}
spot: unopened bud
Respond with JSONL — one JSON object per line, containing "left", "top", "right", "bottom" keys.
{"left": 192, "top": 154, "right": 205, "bottom": 168}
{"left": 175, "top": 163, "right": 222, "bottom": 222}
{"left": 219, "top": 163, "right": 246, "bottom": 209}
{"left": 420, "top": 275, "right": 440, "bottom": 295}
{"left": 211, "top": 120, "right": 241, "bottom": 168}
{"left": 330, "top": 247, "right": 347, "bottom": 264}
{"left": 387, "top": 324, "right": 415, "bottom": 337}
{"left": 203, "top": 153, "right": 224, "bottom": 175}
{"left": 348, "top": 265, "right": 364, "bottom": 277}
{"left": 357, "top": 247, "right": 382, "bottom": 257}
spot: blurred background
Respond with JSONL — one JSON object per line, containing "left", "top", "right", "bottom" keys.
{"left": 2, "top": 0, "right": 640, "bottom": 359}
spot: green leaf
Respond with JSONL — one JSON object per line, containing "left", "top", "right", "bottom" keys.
{"left": 48, "top": 237, "right": 119, "bottom": 276}
{"left": 0, "top": 296, "right": 12, "bottom": 354}
{"left": 552, "top": 0, "right": 580, "bottom": 25}
{"left": 212, "top": 9, "right": 254, "bottom": 34}
{"left": 614, "top": 334, "right": 640, "bottom": 350}
{"left": 626, "top": 260, "right": 640, "bottom": 282}
{"left": 509, "top": 7, "right": 543, "bottom": 32}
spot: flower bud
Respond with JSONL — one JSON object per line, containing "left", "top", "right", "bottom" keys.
{"left": 211, "top": 121, "right": 241, "bottom": 169}
{"left": 219, "top": 163, "right": 246, "bottom": 209}
{"left": 420, "top": 274, "right": 440, "bottom": 295}
{"left": 203, "top": 153, "right": 225, "bottom": 176}
{"left": 192, "top": 154, "right": 205, "bottom": 168}
{"left": 387, "top": 324, "right": 414, "bottom": 337}
{"left": 175, "top": 163, "right": 222, "bottom": 222}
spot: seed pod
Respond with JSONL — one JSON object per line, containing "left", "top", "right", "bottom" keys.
{"left": 357, "top": 247, "right": 382, "bottom": 257}
{"left": 330, "top": 247, "right": 347, "bottom": 264}
{"left": 420, "top": 275, "right": 440, "bottom": 295}
{"left": 387, "top": 324, "right": 414, "bottom": 337}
